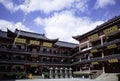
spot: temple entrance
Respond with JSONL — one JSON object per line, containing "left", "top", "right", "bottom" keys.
{"left": 26, "top": 65, "right": 42, "bottom": 75}
{"left": 30, "top": 66, "right": 39, "bottom": 75}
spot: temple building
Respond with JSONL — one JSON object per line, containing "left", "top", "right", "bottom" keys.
{"left": 0, "top": 29, "right": 77, "bottom": 79}
{"left": 0, "top": 16, "right": 120, "bottom": 80}
{"left": 72, "top": 16, "right": 120, "bottom": 78}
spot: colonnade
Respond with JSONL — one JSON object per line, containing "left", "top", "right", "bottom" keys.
{"left": 49, "top": 67, "right": 72, "bottom": 79}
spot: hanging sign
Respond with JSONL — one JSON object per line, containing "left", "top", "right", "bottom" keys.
{"left": 15, "top": 38, "right": 26, "bottom": 43}
{"left": 88, "top": 34, "right": 99, "bottom": 41}
{"left": 103, "top": 25, "right": 118, "bottom": 35}
{"left": 43, "top": 42, "right": 52, "bottom": 47}
{"left": 91, "top": 62, "right": 99, "bottom": 65}
{"left": 108, "top": 59, "right": 118, "bottom": 63}
{"left": 90, "top": 49, "right": 98, "bottom": 53}
{"left": 107, "top": 44, "right": 117, "bottom": 49}
{"left": 30, "top": 40, "right": 40, "bottom": 45}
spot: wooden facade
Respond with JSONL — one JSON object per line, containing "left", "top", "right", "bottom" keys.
{"left": 72, "top": 16, "right": 120, "bottom": 77}
{"left": 0, "top": 16, "right": 120, "bottom": 80}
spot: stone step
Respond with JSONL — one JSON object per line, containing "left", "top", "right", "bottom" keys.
{"left": 95, "top": 73, "right": 118, "bottom": 81}
{"left": 33, "top": 76, "right": 43, "bottom": 79}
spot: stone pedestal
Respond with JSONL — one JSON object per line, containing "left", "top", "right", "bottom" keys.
{"left": 55, "top": 67, "right": 58, "bottom": 78}
{"left": 65, "top": 68, "right": 68, "bottom": 78}
{"left": 60, "top": 68, "right": 63, "bottom": 78}
{"left": 69, "top": 68, "right": 72, "bottom": 78}
{"left": 49, "top": 67, "right": 53, "bottom": 79}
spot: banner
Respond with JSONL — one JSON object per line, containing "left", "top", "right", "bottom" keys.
{"left": 107, "top": 44, "right": 117, "bottom": 49}
{"left": 90, "top": 49, "right": 98, "bottom": 53}
{"left": 15, "top": 38, "right": 26, "bottom": 43}
{"left": 108, "top": 59, "right": 118, "bottom": 63}
{"left": 88, "top": 34, "right": 99, "bottom": 41}
{"left": 30, "top": 40, "right": 40, "bottom": 45}
{"left": 91, "top": 62, "right": 99, "bottom": 65}
{"left": 103, "top": 25, "right": 118, "bottom": 35}
{"left": 43, "top": 42, "right": 52, "bottom": 47}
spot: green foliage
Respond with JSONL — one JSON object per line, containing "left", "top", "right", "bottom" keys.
{"left": 43, "top": 72, "right": 49, "bottom": 78}
{"left": 73, "top": 73, "right": 90, "bottom": 78}
{"left": 19, "top": 72, "right": 26, "bottom": 79}
{"left": 1, "top": 72, "right": 26, "bottom": 80}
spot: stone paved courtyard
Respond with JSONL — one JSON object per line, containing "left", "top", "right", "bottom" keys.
{"left": 3, "top": 78, "right": 117, "bottom": 81}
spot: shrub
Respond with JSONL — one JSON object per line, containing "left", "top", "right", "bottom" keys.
{"left": 19, "top": 72, "right": 26, "bottom": 79}
{"left": 43, "top": 72, "right": 49, "bottom": 78}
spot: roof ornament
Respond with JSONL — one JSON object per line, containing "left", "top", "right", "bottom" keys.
{"left": 12, "top": 0, "right": 31, "bottom": 47}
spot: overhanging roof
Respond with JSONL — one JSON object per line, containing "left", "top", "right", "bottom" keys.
{"left": 55, "top": 41, "right": 78, "bottom": 48}
{"left": 73, "top": 16, "right": 120, "bottom": 41}
{"left": 7, "top": 29, "right": 58, "bottom": 42}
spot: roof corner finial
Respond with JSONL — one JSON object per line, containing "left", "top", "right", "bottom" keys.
{"left": 43, "top": 33, "right": 45, "bottom": 36}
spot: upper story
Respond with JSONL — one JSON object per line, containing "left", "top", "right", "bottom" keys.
{"left": 0, "top": 29, "right": 78, "bottom": 57}
{"left": 73, "top": 16, "right": 120, "bottom": 53}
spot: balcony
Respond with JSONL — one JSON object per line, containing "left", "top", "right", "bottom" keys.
{"left": 72, "top": 39, "right": 120, "bottom": 57}
{"left": 0, "top": 59, "right": 70, "bottom": 66}
{"left": 0, "top": 47, "right": 70, "bottom": 58}
{"left": 72, "top": 54, "right": 120, "bottom": 65}
{"left": 92, "top": 38, "right": 120, "bottom": 50}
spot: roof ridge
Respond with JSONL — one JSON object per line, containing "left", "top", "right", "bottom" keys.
{"left": 58, "top": 41, "right": 78, "bottom": 45}
{"left": 15, "top": 29, "right": 45, "bottom": 37}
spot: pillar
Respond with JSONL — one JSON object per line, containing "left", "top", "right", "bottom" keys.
{"left": 102, "top": 51, "right": 104, "bottom": 58}
{"left": 102, "top": 64, "right": 105, "bottom": 73}
{"left": 79, "top": 57, "right": 81, "bottom": 62}
{"left": 88, "top": 67, "right": 90, "bottom": 71}
{"left": 79, "top": 44, "right": 81, "bottom": 52}
{"left": 69, "top": 68, "right": 72, "bottom": 78}
{"left": 55, "top": 67, "right": 58, "bottom": 78}
{"left": 88, "top": 55, "right": 90, "bottom": 60}
{"left": 87, "top": 41, "right": 90, "bottom": 48}
{"left": 60, "top": 68, "right": 63, "bottom": 78}
{"left": 49, "top": 67, "right": 53, "bottom": 79}
{"left": 65, "top": 68, "right": 68, "bottom": 78}
{"left": 80, "top": 67, "right": 82, "bottom": 72}
{"left": 100, "top": 36, "right": 104, "bottom": 45}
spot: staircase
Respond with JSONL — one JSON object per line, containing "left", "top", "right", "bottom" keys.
{"left": 95, "top": 73, "right": 118, "bottom": 81}
{"left": 90, "top": 70, "right": 103, "bottom": 79}
{"left": 33, "top": 76, "right": 43, "bottom": 79}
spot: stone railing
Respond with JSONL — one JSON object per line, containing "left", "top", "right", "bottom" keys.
{"left": 49, "top": 67, "right": 72, "bottom": 79}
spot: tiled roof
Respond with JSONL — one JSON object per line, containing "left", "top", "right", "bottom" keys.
{"left": 15, "top": 29, "right": 48, "bottom": 40}
{"left": 73, "top": 16, "right": 120, "bottom": 41}
{"left": 14, "top": 29, "right": 58, "bottom": 42}
{"left": 55, "top": 41, "right": 78, "bottom": 48}
{"left": 1, "top": 29, "right": 78, "bottom": 48}
{"left": 0, "top": 30, "right": 7, "bottom": 38}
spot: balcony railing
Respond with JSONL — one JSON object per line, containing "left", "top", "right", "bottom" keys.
{"left": 0, "top": 47, "right": 70, "bottom": 58}
{"left": 72, "top": 54, "right": 120, "bottom": 65}
{"left": 92, "top": 38, "right": 120, "bottom": 49}
{"left": 72, "top": 38, "right": 120, "bottom": 57}
{"left": 0, "top": 59, "right": 71, "bottom": 66}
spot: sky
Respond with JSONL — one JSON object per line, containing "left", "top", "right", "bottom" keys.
{"left": 0, "top": 0, "right": 120, "bottom": 43}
